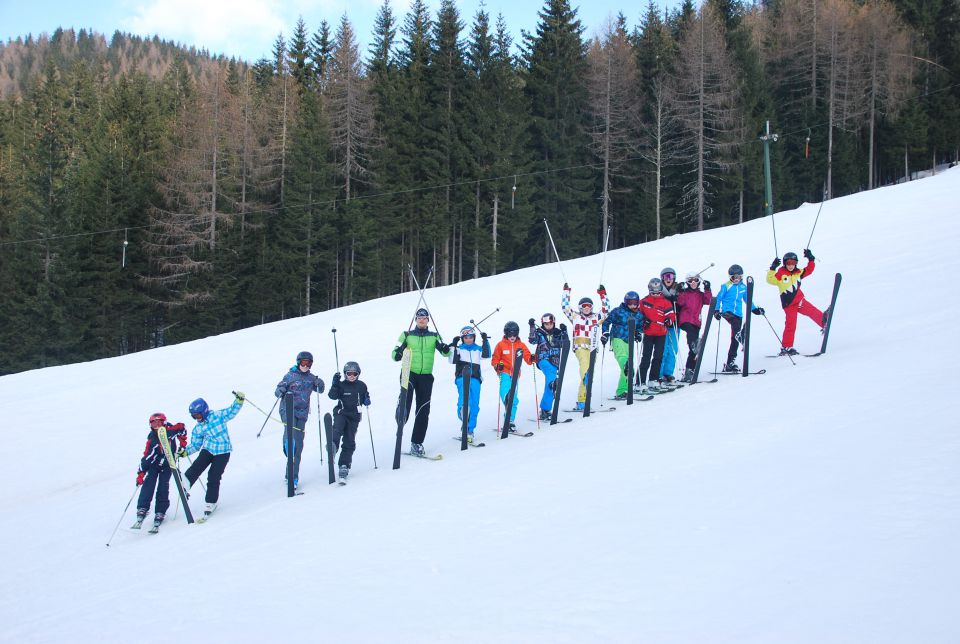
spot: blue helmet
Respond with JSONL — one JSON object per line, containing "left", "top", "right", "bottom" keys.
{"left": 623, "top": 291, "right": 640, "bottom": 305}
{"left": 189, "top": 398, "right": 209, "bottom": 421}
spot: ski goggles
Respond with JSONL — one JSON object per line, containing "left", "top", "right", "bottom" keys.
{"left": 149, "top": 418, "right": 165, "bottom": 426}
{"left": 661, "top": 272, "right": 675, "bottom": 281}
{"left": 299, "top": 359, "right": 313, "bottom": 368}
{"left": 191, "top": 413, "right": 204, "bottom": 421}
{"left": 730, "top": 274, "right": 743, "bottom": 280}
{"left": 541, "top": 318, "right": 554, "bottom": 326}
{"left": 687, "top": 277, "right": 700, "bottom": 284}
{"left": 345, "top": 371, "right": 359, "bottom": 378}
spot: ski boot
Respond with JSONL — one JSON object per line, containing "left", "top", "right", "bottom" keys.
{"left": 575, "top": 401, "right": 585, "bottom": 411}
{"left": 778, "top": 347, "right": 799, "bottom": 356}
{"left": 612, "top": 392, "right": 627, "bottom": 401}
{"left": 410, "top": 443, "right": 425, "bottom": 457}
{"left": 821, "top": 308, "right": 830, "bottom": 333}
{"left": 538, "top": 409, "right": 552, "bottom": 421}
{"left": 722, "top": 362, "right": 741, "bottom": 373}
{"left": 131, "top": 509, "right": 147, "bottom": 530}
{"left": 338, "top": 465, "right": 349, "bottom": 484}
{"left": 682, "top": 368, "right": 695, "bottom": 383}
{"left": 149, "top": 513, "right": 165, "bottom": 534}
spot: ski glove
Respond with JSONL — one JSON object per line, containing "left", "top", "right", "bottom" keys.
{"left": 495, "top": 363, "right": 505, "bottom": 374}
{"left": 363, "top": 394, "right": 371, "bottom": 406}
{"left": 480, "top": 332, "right": 489, "bottom": 341}
{"left": 177, "top": 449, "right": 187, "bottom": 458}
{"left": 528, "top": 318, "right": 536, "bottom": 327}
{"left": 234, "top": 391, "right": 245, "bottom": 403}
{"left": 136, "top": 471, "right": 145, "bottom": 486}
{"left": 803, "top": 248, "right": 815, "bottom": 260}
{"left": 437, "top": 342, "right": 450, "bottom": 354}
{"left": 752, "top": 307, "right": 765, "bottom": 316}
{"left": 703, "top": 280, "right": 711, "bottom": 291}
{"left": 770, "top": 257, "right": 781, "bottom": 270}
{"left": 393, "top": 346, "right": 404, "bottom": 361}
{"left": 665, "top": 318, "right": 673, "bottom": 327}
{"left": 598, "top": 284, "right": 606, "bottom": 294}
{"left": 332, "top": 372, "right": 341, "bottom": 384}
{"left": 313, "top": 378, "right": 325, "bottom": 394}
{"left": 450, "top": 336, "right": 461, "bottom": 347}
{"left": 714, "top": 311, "right": 722, "bottom": 321}
{"left": 563, "top": 282, "right": 569, "bottom": 290}
{"left": 600, "top": 332, "right": 609, "bottom": 346}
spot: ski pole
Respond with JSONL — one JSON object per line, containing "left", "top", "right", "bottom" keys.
{"left": 599, "top": 339, "right": 606, "bottom": 407}
{"left": 713, "top": 314, "right": 722, "bottom": 375}
{"left": 406, "top": 265, "right": 436, "bottom": 330}
{"left": 256, "top": 395, "right": 282, "bottom": 438}
{"left": 598, "top": 225, "right": 611, "bottom": 287}
{"left": 468, "top": 307, "right": 500, "bottom": 334}
{"left": 317, "top": 390, "right": 323, "bottom": 465}
{"left": 771, "top": 208, "right": 779, "bottom": 258}
{"left": 693, "top": 262, "right": 715, "bottom": 277}
{"left": 365, "top": 406, "right": 378, "bottom": 469}
{"left": 331, "top": 328, "right": 340, "bottom": 370}
{"left": 806, "top": 199, "right": 826, "bottom": 249}
{"left": 238, "top": 391, "right": 283, "bottom": 433}
{"left": 759, "top": 311, "right": 796, "bottom": 366}
{"left": 105, "top": 485, "right": 138, "bottom": 547}
{"left": 543, "top": 218, "right": 569, "bottom": 285}
{"left": 531, "top": 358, "right": 540, "bottom": 429}
{"left": 409, "top": 265, "right": 444, "bottom": 342}
{"left": 181, "top": 452, "right": 207, "bottom": 492}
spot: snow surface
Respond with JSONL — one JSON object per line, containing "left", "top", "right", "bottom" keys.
{"left": 2, "top": 169, "right": 959, "bottom": 643}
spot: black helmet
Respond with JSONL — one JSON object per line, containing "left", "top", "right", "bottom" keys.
{"left": 728, "top": 264, "right": 743, "bottom": 276}
{"left": 504, "top": 321, "right": 520, "bottom": 337}
{"left": 415, "top": 307, "right": 429, "bottom": 318}
{"left": 343, "top": 361, "right": 361, "bottom": 375}
{"left": 578, "top": 297, "right": 593, "bottom": 308}
{"left": 296, "top": 351, "right": 313, "bottom": 366}
{"left": 648, "top": 278, "right": 663, "bottom": 294}
{"left": 541, "top": 313, "right": 556, "bottom": 325}
{"left": 782, "top": 252, "right": 798, "bottom": 264}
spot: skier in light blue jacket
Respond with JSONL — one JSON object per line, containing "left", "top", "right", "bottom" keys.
{"left": 714, "top": 264, "right": 764, "bottom": 372}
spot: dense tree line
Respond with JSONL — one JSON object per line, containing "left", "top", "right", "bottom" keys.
{"left": 1, "top": 0, "right": 958, "bottom": 375}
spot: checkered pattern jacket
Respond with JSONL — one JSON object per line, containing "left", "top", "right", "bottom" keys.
{"left": 187, "top": 400, "right": 242, "bottom": 456}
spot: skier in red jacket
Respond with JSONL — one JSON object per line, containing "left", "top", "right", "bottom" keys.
{"left": 638, "top": 278, "right": 676, "bottom": 394}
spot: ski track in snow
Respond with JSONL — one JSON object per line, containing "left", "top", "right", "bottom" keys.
{"left": 2, "top": 169, "right": 960, "bottom": 642}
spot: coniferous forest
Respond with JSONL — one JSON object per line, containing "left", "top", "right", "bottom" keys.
{"left": 1, "top": 0, "right": 958, "bottom": 375}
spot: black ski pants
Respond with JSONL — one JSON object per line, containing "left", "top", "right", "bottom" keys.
{"left": 638, "top": 335, "right": 666, "bottom": 383}
{"left": 680, "top": 322, "right": 701, "bottom": 371}
{"left": 722, "top": 312, "right": 743, "bottom": 365}
{"left": 281, "top": 417, "right": 307, "bottom": 480}
{"left": 332, "top": 412, "right": 361, "bottom": 468}
{"left": 184, "top": 450, "right": 230, "bottom": 504}
{"left": 402, "top": 372, "right": 435, "bottom": 445}
{"left": 137, "top": 467, "right": 172, "bottom": 515}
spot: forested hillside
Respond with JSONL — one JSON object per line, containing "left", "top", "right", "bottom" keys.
{"left": 1, "top": 0, "right": 958, "bottom": 375}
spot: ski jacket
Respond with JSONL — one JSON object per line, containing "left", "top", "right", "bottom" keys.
{"left": 275, "top": 367, "right": 325, "bottom": 423}
{"left": 602, "top": 303, "right": 644, "bottom": 342}
{"left": 676, "top": 286, "right": 713, "bottom": 328}
{"left": 187, "top": 400, "right": 241, "bottom": 456}
{"left": 139, "top": 423, "right": 187, "bottom": 473}
{"left": 328, "top": 377, "right": 370, "bottom": 419}
{"left": 491, "top": 337, "right": 535, "bottom": 376}
{"left": 561, "top": 286, "right": 610, "bottom": 349}
{"left": 767, "top": 260, "right": 815, "bottom": 308}
{"left": 449, "top": 336, "right": 491, "bottom": 382}
{"left": 639, "top": 294, "right": 676, "bottom": 337}
{"left": 716, "top": 280, "right": 751, "bottom": 318}
{"left": 393, "top": 328, "right": 450, "bottom": 375}
{"left": 661, "top": 281, "right": 680, "bottom": 304}
{"left": 529, "top": 325, "right": 566, "bottom": 368}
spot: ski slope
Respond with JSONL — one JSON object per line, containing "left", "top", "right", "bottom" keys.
{"left": 1, "top": 169, "right": 959, "bottom": 643}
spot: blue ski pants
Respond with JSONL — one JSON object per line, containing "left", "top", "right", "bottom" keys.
{"left": 537, "top": 359, "right": 558, "bottom": 412}
{"left": 455, "top": 375, "right": 482, "bottom": 432}
{"left": 661, "top": 326, "right": 679, "bottom": 379}
{"left": 498, "top": 374, "right": 520, "bottom": 423}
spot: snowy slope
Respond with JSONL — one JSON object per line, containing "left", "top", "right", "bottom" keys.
{"left": 2, "top": 169, "right": 959, "bottom": 643}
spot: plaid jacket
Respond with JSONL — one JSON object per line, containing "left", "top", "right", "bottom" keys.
{"left": 187, "top": 400, "right": 242, "bottom": 456}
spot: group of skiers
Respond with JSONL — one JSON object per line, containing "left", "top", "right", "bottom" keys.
{"left": 131, "top": 250, "right": 830, "bottom": 532}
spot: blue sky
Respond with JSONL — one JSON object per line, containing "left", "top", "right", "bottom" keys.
{"left": 1, "top": 0, "right": 677, "bottom": 63}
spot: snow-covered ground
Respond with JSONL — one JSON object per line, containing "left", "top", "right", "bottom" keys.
{"left": 2, "top": 169, "right": 959, "bottom": 643}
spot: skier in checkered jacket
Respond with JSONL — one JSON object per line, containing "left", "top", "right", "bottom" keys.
{"left": 182, "top": 392, "right": 244, "bottom": 516}
{"left": 561, "top": 283, "right": 610, "bottom": 409}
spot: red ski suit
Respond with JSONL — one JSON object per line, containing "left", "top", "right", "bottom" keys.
{"left": 767, "top": 260, "right": 825, "bottom": 348}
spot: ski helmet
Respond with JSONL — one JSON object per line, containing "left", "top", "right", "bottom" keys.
{"left": 460, "top": 325, "right": 476, "bottom": 338}
{"left": 188, "top": 398, "right": 209, "bottom": 421}
{"left": 296, "top": 350, "right": 313, "bottom": 366}
{"left": 415, "top": 307, "right": 429, "bottom": 318}
{"left": 149, "top": 412, "right": 167, "bottom": 425}
{"left": 343, "top": 361, "right": 361, "bottom": 376}
{"left": 504, "top": 321, "right": 520, "bottom": 337}
{"left": 685, "top": 271, "right": 700, "bottom": 282}
{"left": 541, "top": 313, "right": 556, "bottom": 325}
{"left": 648, "top": 278, "right": 663, "bottom": 294}
{"left": 623, "top": 291, "right": 640, "bottom": 306}
{"left": 728, "top": 264, "right": 744, "bottom": 276}
{"left": 660, "top": 267, "right": 677, "bottom": 280}
{"left": 578, "top": 297, "right": 594, "bottom": 309}
{"left": 782, "top": 252, "right": 799, "bottom": 265}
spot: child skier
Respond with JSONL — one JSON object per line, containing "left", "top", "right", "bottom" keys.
{"left": 638, "top": 278, "right": 677, "bottom": 393}
{"left": 327, "top": 361, "right": 370, "bottom": 483}
{"left": 658, "top": 267, "right": 682, "bottom": 385}
{"left": 449, "top": 325, "right": 491, "bottom": 443}
{"left": 714, "top": 265, "right": 764, "bottom": 372}
{"left": 561, "top": 283, "right": 610, "bottom": 410}
{"left": 183, "top": 392, "right": 244, "bottom": 519}
{"left": 274, "top": 351, "right": 325, "bottom": 489}
{"left": 766, "top": 249, "right": 826, "bottom": 355}
{"left": 392, "top": 308, "right": 451, "bottom": 457}
{"left": 601, "top": 292, "right": 644, "bottom": 400}
{"left": 528, "top": 313, "right": 566, "bottom": 420}
{"left": 133, "top": 413, "right": 188, "bottom": 531}
{"left": 491, "top": 321, "right": 535, "bottom": 430}
{"left": 676, "top": 272, "right": 713, "bottom": 382}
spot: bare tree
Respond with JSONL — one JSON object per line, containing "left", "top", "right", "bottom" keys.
{"left": 639, "top": 77, "right": 680, "bottom": 240}
{"left": 670, "top": 3, "right": 739, "bottom": 231}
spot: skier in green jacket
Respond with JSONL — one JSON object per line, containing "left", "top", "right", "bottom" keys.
{"left": 392, "top": 308, "right": 450, "bottom": 456}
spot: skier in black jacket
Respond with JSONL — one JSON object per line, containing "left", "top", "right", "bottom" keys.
{"left": 328, "top": 361, "right": 370, "bottom": 483}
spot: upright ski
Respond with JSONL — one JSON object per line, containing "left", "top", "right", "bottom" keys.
{"left": 626, "top": 317, "right": 636, "bottom": 405}
{"left": 808, "top": 273, "right": 842, "bottom": 356}
{"left": 582, "top": 348, "right": 597, "bottom": 418}
{"left": 459, "top": 364, "right": 472, "bottom": 451}
{"left": 690, "top": 296, "right": 718, "bottom": 384}
{"left": 156, "top": 426, "right": 194, "bottom": 524}
{"left": 324, "top": 413, "right": 336, "bottom": 484}
{"left": 392, "top": 348, "right": 413, "bottom": 470}
{"left": 550, "top": 324, "right": 571, "bottom": 425}
{"left": 742, "top": 276, "right": 754, "bottom": 377}
{"left": 500, "top": 348, "right": 524, "bottom": 439}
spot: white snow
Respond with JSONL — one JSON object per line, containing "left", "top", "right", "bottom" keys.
{"left": 2, "top": 169, "right": 959, "bottom": 643}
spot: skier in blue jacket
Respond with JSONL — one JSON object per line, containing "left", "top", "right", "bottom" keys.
{"left": 274, "top": 350, "right": 325, "bottom": 488}
{"left": 601, "top": 293, "right": 644, "bottom": 400}
{"left": 714, "top": 265, "right": 764, "bottom": 372}
{"left": 449, "top": 325, "right": 491, "bottom": 443}
{"left": 183, "top": 393, "right": 244, "bottom": 518}
{"left": 528, "top": 314, "right": 566, "bottom": 419}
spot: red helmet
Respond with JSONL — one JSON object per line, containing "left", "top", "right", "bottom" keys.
{"left": 149, "top": 413, "right": 167, "bottom": 426}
